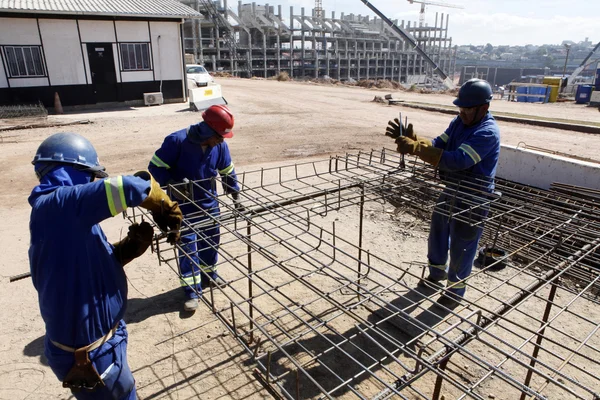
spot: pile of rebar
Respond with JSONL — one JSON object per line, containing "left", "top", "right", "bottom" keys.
{"left": 128, "top": 149, "right": 600, "bottom": 400}
{"left": 0, "top": 102, "right": 47, "bottom": 119}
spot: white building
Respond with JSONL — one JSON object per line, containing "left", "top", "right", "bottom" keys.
{"left": 0, "top": 0, "right": 201, "bottom": 107}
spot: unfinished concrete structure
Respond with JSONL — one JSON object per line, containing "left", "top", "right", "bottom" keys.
{"left": 179, "top": 0, "right": 457, "bottom": 83}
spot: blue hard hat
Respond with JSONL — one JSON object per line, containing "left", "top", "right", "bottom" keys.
{"left": 453, "top": 79, "right": 493, "bottom": 108}
{"left": 32, "top": 132, "right": 107, "bottom": 180}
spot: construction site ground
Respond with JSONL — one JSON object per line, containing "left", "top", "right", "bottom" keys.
{"left": 1, "top": 77, "right": 599, "bottom": 400}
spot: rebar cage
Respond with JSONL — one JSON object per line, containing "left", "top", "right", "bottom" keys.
{"left": 125, "top": 149, "right": 600, "bottom": 400}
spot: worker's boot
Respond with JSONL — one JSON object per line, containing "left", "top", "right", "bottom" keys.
{"left": 184, "top": 296, "right": 199, "bottom": 312}
{"left": 437, "top": 291, "right": 462, "bottom": 309}
{"left": 201, "top": 272, "right": 227, "bottom": 289}
{"left": 417, "top": 273, "right": 447, "bottom": 290}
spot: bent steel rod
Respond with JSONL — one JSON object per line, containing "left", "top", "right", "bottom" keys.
{"left": 374, "top": 236, "right": 600, "bottom": 400}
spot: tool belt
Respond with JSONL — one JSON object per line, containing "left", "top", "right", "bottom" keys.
{"left": 52, "top": 323, "right": 119, "bottom": 392}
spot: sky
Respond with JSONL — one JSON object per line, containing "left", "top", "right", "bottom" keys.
{"left": 258, "top": 0, "right": 598, "bottom": 46}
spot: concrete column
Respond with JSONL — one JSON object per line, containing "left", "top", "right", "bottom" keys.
{"left": 413, "top": 53, "right": 417, "bottom": 76}
{"left": 445, "top": 16, "right": 450, "bottom": 78}
{"left": 314, "top": 36, "right": 319, "bottom": 78}
{"left": 301, "top": 7, "right": 306, "bottom": 77}
{"left": 263, "top": 31, "right": 267, "bottom": 78}
{"left": 290, "top": 6, "right": 294, "bottom": 78}
{"left": 398, "top": 53, "right": 402, "bottom": 82}
{"left": 403, "top": 21, "right": 408, "bottom": 52}
{"left": 197, "top": 0, "right": 204, "bottom": 65}
{"left": 438, "top": 14, "right": 443, "bottom": 70}
{"left": 248, "top": 31, "right": 253, "bottom": 77}
{"left": 230, "top": 35, "right": 235, "bottom": 76}
{"left": 346, "top": 40, "right": 350, "bottom": 80}
{"left": 276, "top": 30, "right": 281, "bottom": 75}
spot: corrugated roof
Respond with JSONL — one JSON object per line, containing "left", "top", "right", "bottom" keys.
{"left": 0, "top": 0, "right": 202, "bottom": 19}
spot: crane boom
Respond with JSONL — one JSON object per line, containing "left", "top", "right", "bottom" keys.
{"left": 567, "top": 41, "right": 600, "bottom": 87}
{"left": 407, "top": 0, "right": 464, "bottom": 26}
{"left": 358, "top": 0, "right": 454, "bottom": 89}
{"left": 408, "top": 0, "right": 463, "bottom": 9}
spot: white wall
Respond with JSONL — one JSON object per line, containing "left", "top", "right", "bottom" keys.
{"left": 115, "top": 21, "right": 154, "bottom": 83}
{"left": 0, "top": 56, "right": 7, "bottom": 88}
{"left": 1, "top": 17, "right": 185, "bottom": 99}
{"left": 150, "top": 22, "right": 183, "bottom": 81}
{"left": 121, "top": 71, "right": 154, "bottom": 83}
{"left": 497, "top": 145, "right": 600, "bottom": 190}
{"left": 0, "top": 18, "right": 40, "bottom": 45}
{"left": 115, "top": 21, "right": 149, "bottom": 42}
{"left": 81, "top": 44, "right": 91, "bottom": 84}
{"left": 78, "top": 20, "right": 116, "bottom": 43}
{"left": 7, "top": 77, "right": 48, "bottom": 88}
{"left": 38, "top": 19, "right": 87, "bottom": 85}
{"left": 112, "top": 43, "right": 121, "bottom": 83}
{"left": 0, "top": 17, "right": 41, "bottom": 88}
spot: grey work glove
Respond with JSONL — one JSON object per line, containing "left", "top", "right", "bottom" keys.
{"left": 231, "top": 192, "right": 245, "bottom": 212}
{"left": 172, "top": 178, "right": 192, "bottom": 202}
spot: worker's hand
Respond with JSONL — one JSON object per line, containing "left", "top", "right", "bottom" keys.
{"left": 153, "top": 202, "right": 183, "bottom": 245}
{"left": 386, "top": 119, "right": 418, "bottom": 141}
{"left": 403, "top": 123, "right": 417, "bottom": 141}
{"left": 113, "top": 221, "right": 154, "bottom": 266}
{"left": 396, "top": 136, "right": 419, "bottom": 155}
{"left": 385, "top": 118, "right": 402, "bottom": 139}
{"left": 135, "top": 171, "right": 183, "bottom": 245}
{"left": 172, "top": 178, "right": 192, "bottom": 202}
{"left": 129, "top": 221, "right": 154, "bottom": 244}
{"left": 232, "top": 192, "right": 245, "bottom": 213}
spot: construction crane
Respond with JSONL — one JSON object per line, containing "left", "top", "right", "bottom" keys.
{"left": 407, "top": 0, "right": 464, "bottom": 26}
{"left": 566, "top": 41, "right": 600, "bottom": 89}
{"left": 315, "top": 0, "right": 324, "bottom": 18}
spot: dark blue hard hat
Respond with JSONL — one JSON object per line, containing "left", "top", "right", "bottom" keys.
{"left": 32, "top": 132, "right": 108, "bottom": 180}
{"left": 453, "top": 79, "right": 493, "bottom": 108}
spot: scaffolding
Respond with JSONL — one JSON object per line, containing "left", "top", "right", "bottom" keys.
{"left": 178, "top": 0, "right": 457, "bottom": 83}
{"left": 128, "top": 149, "right": 600, "bottom": 399}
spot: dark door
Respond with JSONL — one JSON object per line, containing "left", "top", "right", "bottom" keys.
{"left": 87, "top": 43, "right": 118, "bottom": 103}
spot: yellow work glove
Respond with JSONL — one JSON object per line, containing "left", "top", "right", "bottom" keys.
{"left": 134, "top": 171, "right": 183, "bottom": 245}
{"left": 396, "top": 137, "right": 443, "bottom": 167}
{"left": 386, "top": 120, "right": 430, "bottom": 145}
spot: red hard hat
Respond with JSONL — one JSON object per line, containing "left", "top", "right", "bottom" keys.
{"left": 202, "top": 104, "right": 234, "bottom": 138}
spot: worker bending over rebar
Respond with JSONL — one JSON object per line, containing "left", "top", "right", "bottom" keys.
{"left": 386, "top": 79, "right": 501, "bottom": 306}
{"left": 149, "top": 104, "right": 243, "bottom": 312}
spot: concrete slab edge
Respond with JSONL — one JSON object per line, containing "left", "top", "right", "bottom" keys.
{"left": 396, "top": 102, "right": 600, "bottom": 134}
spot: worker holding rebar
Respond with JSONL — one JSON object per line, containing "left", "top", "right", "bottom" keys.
{"left": 386, "top": 79, "right": 501, "bottom": 305}
{"left": 28, "top": 132, "right": 182, "bottom": 399}
{"left": 148, "top": 104, "right": 243, "bottom": 312}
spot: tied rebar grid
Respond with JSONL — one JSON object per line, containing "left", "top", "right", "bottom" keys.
{"left": 126, "top": 149, "right": 600, "bottom": 400}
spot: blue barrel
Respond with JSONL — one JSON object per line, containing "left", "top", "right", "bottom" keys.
{"left": 595, "top": 68, "right": 600, "bottom": 91}
{"left": 516, "top": 86, "right": 528, "bottom": 102}
{"left": 576, "top": 85, "right": 593, "bottom": 104}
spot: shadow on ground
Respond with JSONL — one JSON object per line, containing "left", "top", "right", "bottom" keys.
{"left": 251, "top": 284, "right": 457, "bottom": 399}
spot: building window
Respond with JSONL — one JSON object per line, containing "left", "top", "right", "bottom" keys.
{"left": 3, "top": 46, "right": 46, "bottom": 77}
{"left": 120, "top": 43, "right": 151, "bottom": 71}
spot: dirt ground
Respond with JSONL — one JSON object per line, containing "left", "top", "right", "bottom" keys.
{"left": 1, "top": 78, "right": 599, "bottom": 400}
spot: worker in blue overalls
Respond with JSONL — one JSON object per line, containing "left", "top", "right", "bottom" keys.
{"left": 388, "top": 79, "right": 500, "bottom": 306}
{"left": 29, "top": 132, "right": 182, "bottom": 399}
{"left": 149, "top": 104, "right": 243, "bottom": 312}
